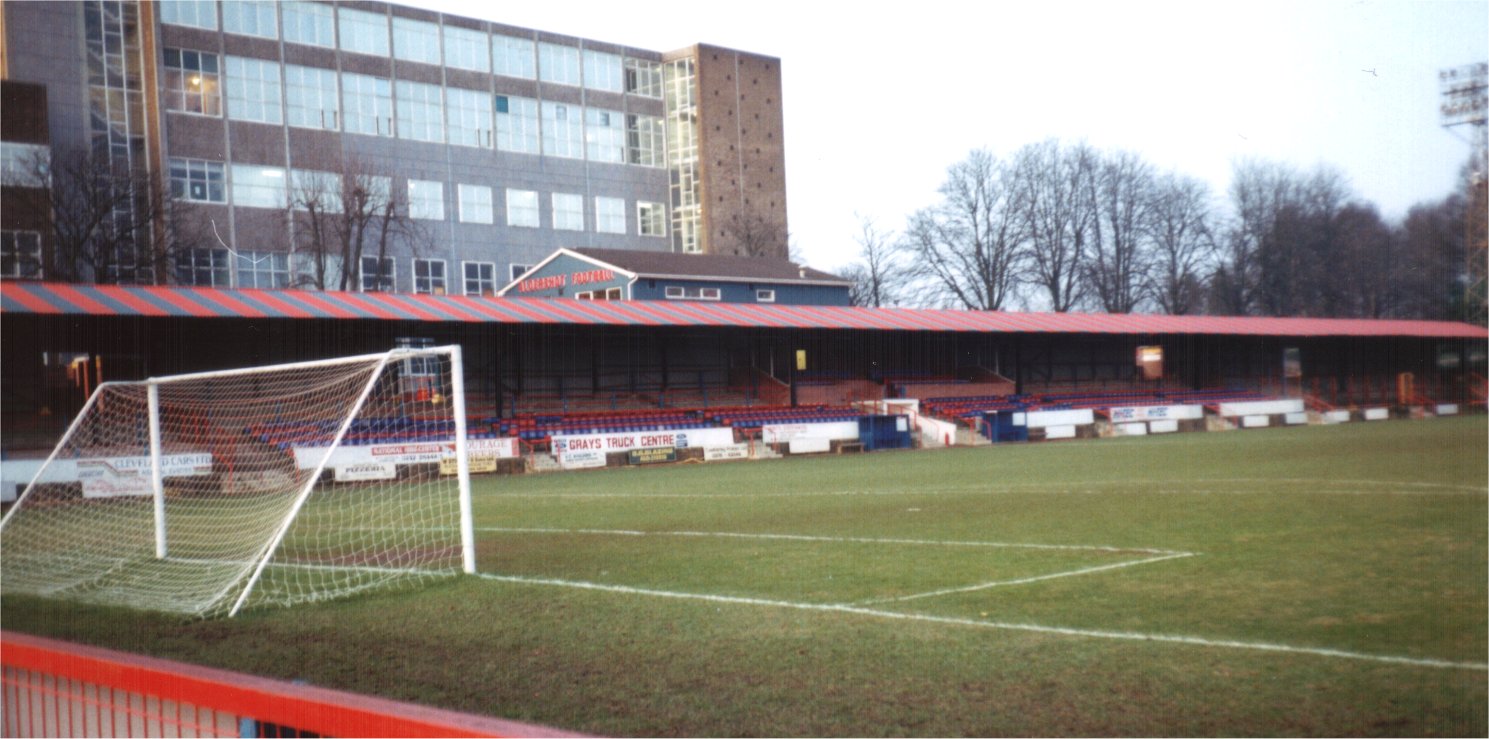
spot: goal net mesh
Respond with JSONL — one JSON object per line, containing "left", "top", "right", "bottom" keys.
{"left": 0, "top": 349, "right": 468, "bottom": 618}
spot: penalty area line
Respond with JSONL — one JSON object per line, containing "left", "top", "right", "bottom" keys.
{"left": 855, "top": 551, "right": 1198, "bottom": 606}
{"left": 472, "top": 572, "right": 1488, "bottom": 673}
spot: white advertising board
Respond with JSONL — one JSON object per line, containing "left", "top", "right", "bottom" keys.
{"left": 1364, "top": 407, "right": 1390, "bottom": 421}
{"left": 0, "top": 453, "right": 214, "bottom": 500}
{"left": 334, "top": 462, "right": 397, "bottom": 482}
{"left": 1148, "top": 419, "right": 1180, "bottom": 434}
{"left": 294, "top": 438, "right": 520, "bottom": 470}
{"left": 761, "top": 422, "right": 860, "bottom": 444}
{"left": 1242, "top": 415, "right": 1270, "bottom": 428}
{"left": 1044, "top": 425, "right": 1077, "bottom": 439}
{"left": 551, "top": 428, "right": 735, "bottom": 466}
{"left": 1116, "top": 423, "right": 1148, "bottom": 436}
{"left": 1324, "top": 410, "right": 1352, "bottom": 424}
{"left": 1025, "top": 409, "right": 1094, "bottom": 428}
{"left": 1284, "top": 412, "right": 1309, "bottom": 425}
{"left": 788, "top": 437, "right": 832, "bottom": 454}
{"left": 704, "top": 444, "right": 750, "bottom": 462}
{"left": 1108, "top": 404, "right": 1203, "bottom": 422}
{"left": 1436, "top": 404, "right": 1460, "bottom": 416}
{"left": 559, "top": 448, "right": 607, "bottom": 469}
{"left": 1218, "top": 399, "right": 1304, "bottom": 417}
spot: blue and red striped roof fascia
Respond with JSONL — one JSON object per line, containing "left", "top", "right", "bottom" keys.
{"left": 2, "top": 281, "right": 1486, "bottom": 340}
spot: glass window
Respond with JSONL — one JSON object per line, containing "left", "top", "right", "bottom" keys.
{"left": 163, "top": 48, "right": 222, "bottom": 116}
{"left": 293, "top": 251, "right": 343, "bottom": 290}
{"left": 496, "top": 95, "right": 539, "bottom": 154}
{"left": 235, "top": 250, "right": 291, "bottom": 289}
{"left": 360, "top": 255, "right": 395, "bottom": 292}
{"left": 443, "top": 26, "right": 489, "bottom": 73}
{"left": 552, "top": 193, "right": 584, "bottom": 231}
{"left": 408, "top": 179, "right": 444, "bottom": 220}
{"left": 492, "top": 34, "right": 535, "bottom": 79}
{"left": 509, "top": 263, "right": 533, "bottom": 282}
{"left": 289, "top": 169, "right": 343, "bottom": 213}
{"left": 624, "top": 58, "right": 662, "bottom": 98}
{"left": 342, "top": 72, "right": 393, "bottom": 137}
{"left": 665, "top": 285, "right": 719, "bottom": 301}
{"left": 338, "top": 7, "right": 389, "bottom": 57}
{"left": 506, "top": 189, "right": 539, "bottom": 228}
{"left": 285, "top": 64, "right": 338, "bottom": 130}
{"left": 231, "top": 164, "right": 287, "bottom": 208}
{"left": 281, "top": 1, "right": 334, "bottom": 47}
{"left": 225, "top": 56, "right": 283, "bottom": 125}
{"left": 221, "top": 1, "right": 277, "bottom": 39}
{"left": 446, "top": 87, "right": 492, "bottom": 148}
{"left": 538, "top": 42, "right": 580, "bottom": 86}
{"left": 0, "top": 231, "right": 43, "bottom": 279}
{"left": 159, "top": 1, "right": 216, "bottom": 30}
{"left": 413, "top": 258, "right": 447, "bottom": 294}
{"left": 541, "top": 102, "right": 582, "bottom": 159}
{"left": 756, "top": 289, "right": 776, "bottom": 303}
{"left": 627, "top": 114, "right": 665, "bottom": 167}
{"left": 457, "top": 184, "right": 493, "bottom": 224}
{"left": 463, "top": 261, "right": 496, "bottom": 296}
{"left": 392, "top": 16, "right": 441, "bottom": 65}
{"left": 175, "top": 248, "right": 230, "bottom": 286}
{"left": 0, "top": 142, "right": 49, "bottom": 187}
{"left": 395, "top": 80, "right": 444, "bottom": 143}
{"left": 585, "top": 108, "right": 625, "bottom": 163}
{"left": 638, "top": 201, "right": 667, "bottom": 237}
{"left": 583, "top": 50, "right": 623, "bottom": 93}
{"left": 595, "top": 196, "right": 625, "bottom": 234}
{"left": 169, "top": 158, "right": 226, "bottom": 203}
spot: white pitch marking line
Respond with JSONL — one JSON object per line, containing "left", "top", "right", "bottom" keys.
{"left": 478, "top": 527, "right": 1191, "bottom": 557}
{"left": 473, "top": 571, "right": 1489, "bottom": 673}
{"left": 492, "top": 477, "right": 1486, "bottom": 499}
{"left": 856, "top": 551, "right": 1198, "bottom": 606}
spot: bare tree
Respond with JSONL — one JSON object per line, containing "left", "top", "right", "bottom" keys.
{"left": 1016, "top": 139, "right": 1096, "bottom": 312}
{"left": 1083, "top": 149, "right": 1156, "bottom": 313}
{"left": 289, "top": 157, "right": 429, "bottom": 292}
{"left": 718, "top": 211, "right": 787, "bottom": 258}
{"left": 6, "top": 146, "right": 202, "bottom": 283}
{"left": 896, "top": 149, "right": 1025, "bottom": 311}
{"left": 843, "top": 215, "right": 903, "bottom": 308}
{"left": 1147, "top": 173, "right": 1217, "bottom": 315}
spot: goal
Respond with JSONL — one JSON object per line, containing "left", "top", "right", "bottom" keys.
{"left": 0, "top": 346, "right": 476, "bottom": 618}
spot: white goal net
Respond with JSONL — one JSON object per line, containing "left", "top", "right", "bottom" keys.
{"left": 0, "top": 346, "right": 475, "bottom": 618}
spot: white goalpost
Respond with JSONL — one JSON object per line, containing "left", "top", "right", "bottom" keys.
{"left": 0, "top": 346, "right": 475, "bottom": 618}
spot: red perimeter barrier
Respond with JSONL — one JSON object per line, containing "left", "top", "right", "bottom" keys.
{"left": 1, "top": 631, "right": 585, "bottom": 738}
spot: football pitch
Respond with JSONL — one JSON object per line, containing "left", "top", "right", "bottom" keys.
{"left": 4, "top": 417, "right": 1486, "bottom": 736}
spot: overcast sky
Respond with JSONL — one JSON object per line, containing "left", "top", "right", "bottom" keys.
{"left": 413, "top": 0, "right": 1487, "bottom": 272}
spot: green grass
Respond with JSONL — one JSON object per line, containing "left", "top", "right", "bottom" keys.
{"left": 4, "top": 417, "right": 1487, "bottom": 736}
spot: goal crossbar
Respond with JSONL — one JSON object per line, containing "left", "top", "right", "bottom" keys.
{"left": 0, "top": 346, "right": 476, "bottom": 618}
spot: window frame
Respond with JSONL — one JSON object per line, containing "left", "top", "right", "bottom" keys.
{"left": 359, "top": 255, "right": 397, "bottom": 292}
{"left": 412, "top": 258, "right": 448, "bottom": 295}
{"left": 225, "top": 56, "right": 283, "bottom": 125}
{"left": 552, "top": 192, "right": 584, "bottom": 232}
{"left": 506, "top": 189, "right": 539, "bottom": 228}
{"left": 594, "top": 196, "right": 626, "bottom": 235}
{"left": 0, "top": 230, "right": 43, "bottom": 280}
{"left": 163, "top": 48, "right": 222, "bottom": 117}
{"left": 462, "top": 260, "right": 497, "bottom": 296}
{"left": 407, "top": 179, "right": 445, "bottom": 221}
{"left": 169, "top": 157, "right": 227, "bottom": 203}
{"left": 457, "top": 183, "right": 494, "bottom": 225}
{"left": 337, "top": 7, "right": 390, "bottom": 57}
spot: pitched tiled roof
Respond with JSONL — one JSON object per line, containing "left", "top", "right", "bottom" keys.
{"left": 567, "top": 248, "right": 848, "bottom": 284}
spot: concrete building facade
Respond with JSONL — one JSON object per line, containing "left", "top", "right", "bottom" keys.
{"left": 0, "top": 0, "right": 788, "bottom": 294}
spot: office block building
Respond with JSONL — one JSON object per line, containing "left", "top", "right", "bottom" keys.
{"left": 0, "top": 0, "right": 789, "bottom": 293}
